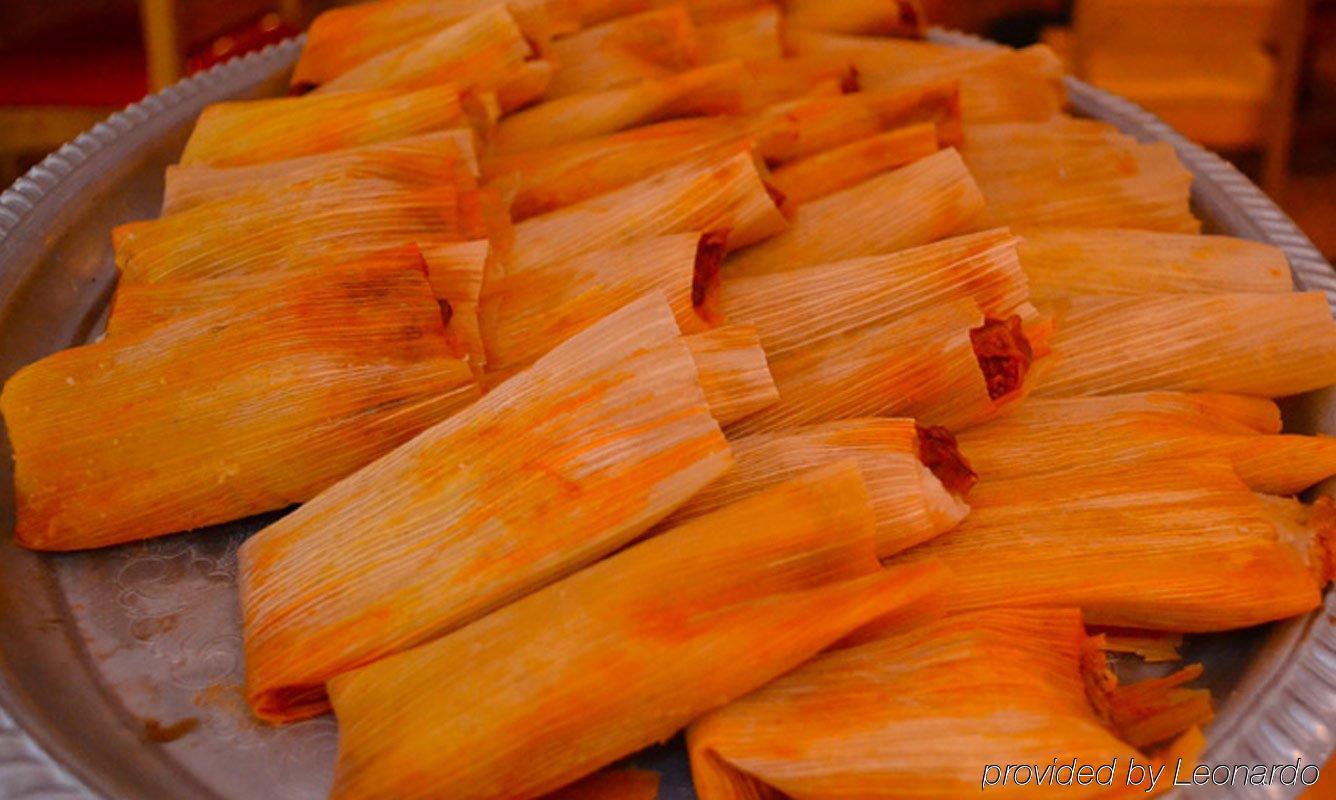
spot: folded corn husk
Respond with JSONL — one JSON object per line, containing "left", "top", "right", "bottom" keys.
{"left": 324, "top": 462, "right": 949, "bottom": 800}
{"left": 683, "top": 325, "right": 780, "bottom": 424}
{"left": 238, "top": 293, "right": 731, "bottom": 722}
{"left": 958, "top": 392, "right": 1336, "bottom": 495}
{"left": 291, "top": 0, "right": 573, "bottom": 89}
{"left": 1, "top": 257, "right": 478, "bottom": 551}
{"left": 719, "top": 228, "right": 1029, "bottom": 356}
{"left": 114, "top": 180, "right": 499, "bottom": 284}
{"left": 689, "top": 607, "right": 1209, "bottom": 800}
{"left": 788, "top": 33, "right": 1065, "bottom": 122}
{"left": 663, "top": 418, "right": 971, "bottom": 555}
{"left": 543, "top": 769, "right": 661, "bottom": 800}
{"left": 481, "top": 231, "right": 721, "bottom": 369}
{"left": 771, "top": 123, "right": 941, "bottom": 204}
{"left": 1017, "top": 227, "right": 1293, "bottom": 299}
{"left": 696, "top": 5, "right": 781, "bottom": 61}
{"left": 895, "top": 461, "right": 1331, "bottom": 630}
{"left": 1035, "top": 292, "right": 1336, "bottom": 398}
{"left": 753, "top": 81, "right": 962, "bottom": 162}
{"left": 507, "top": 149, "right": 787, "bottom": 274}
{"left": 725, "top": 148, "right": 986, "bottom": 276}
{"left": 180, "top": 87, "right": 490, "bottom": 167}
{"left": 727, "top": 301, "right": 1040, "bottom": 435}
{"left": 783, "top": 0, "right": 924, "bottom": 36}
{"left": 161, "top": 131, "right": 478, "bottom": 214}
{"left": 312, "top": 6, "right": 547, "bottom": 112}
{"left": 546, "top": 7, "right": 700, "bottom": 98}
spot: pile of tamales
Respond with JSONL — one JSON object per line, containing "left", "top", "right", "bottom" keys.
{"left": 3, "top": 0, "right": 1335, "bottom": 797}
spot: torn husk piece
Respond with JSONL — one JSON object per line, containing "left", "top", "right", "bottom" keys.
{"left": 506, "top": 149, "right": 788, "bottom": 274}
{"left": 682, "top": 325, "right": 780, "bottom": 425}
{"left": 894, "top": 461, "right": 1331, "bottom": 631}
{"left": 1097, "top": 629, "right": 1185, "bottom": 663}
{"left": 782, "top": 0, "right": 924, "bottom": 36}
{"left": 0, "top": 257, "right": 478, "bottom": 551}
{"left": 727, "top": 301, "right": 1041, "bottom": 436}
{"left": 480, "top": 232, "right": 722, "bottom": 370}
{"left": 1255, "top": 495, "right": 1336, "bottom": 586}
{"left": 724, "top": 148, "right": 987, "bottom": 276}
{"left": 546, "top": 6, "right": 701, "bottom": 98}
{"left": 662, "top": 418, "right": 972, "bottom": 556}
{"left": 179, "top": 86, "right": 491, "bottom": 167}
{"left": 770, "top": 123, "right": 940, "bottom": 204}
{"left": 718, "top": 228, "right": 1030, "bottom": 357}
{"left": 1034, "top": 292, "right": 1336, "bottom": 399}
{"left": 957, "top": 392, "right": 1336, "bottom": 495}
{"left": 541, "top": 769, "right": 661, "bottom": 800}
{"left": 689, "top": 608, "right": 1210, "bottom": 800}
{"left": 1017, "top": 227, "right": 1293, "bottom": 299}
{"left": 238, "top": 293, "right": 731, "bottom": 723}
{"left": 161, "top": 130, "right": 479, "bottom": 214}
{"left": 114, "top": 181, "right": 497, "bottom": 284}
{"left": 290, "top": 0, "right": 573, "bottom": 89}
{"left": 325, "top": 462, "right": 948, "bottom": 800}
{"left": 313, "top": 6, "right": 549, "bottom": 112}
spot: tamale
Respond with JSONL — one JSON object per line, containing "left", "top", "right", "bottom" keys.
{"left": 1034, "top": 292, "right": 1336, "bottom": 399}
{"left": 959, "top": 117, "right": 1149, "bottom": 182}
{"left": 546, "top": 6, "right": 700, "bottom": 98}
{"left": 695, "top": 5, "right": 781, "bottom": 62}
{"left": 1018, "top": 227, "right": 1292, "bottom": 299}
{"left": 419, "top": 240, "right": 491, "bottom": 368}
{"left": 957, "top": 392, "right": 1336, "bottom": 495}
{"left": 161, "top": 131, "right": 478, "bottom": 214}
{"left": 719, "top": 228, "right": 1029, "bottom": 356}
{"left": 689, "top": 608, "right": 1209, "bottom": 800}
{"left": 573, "top": 0, "right": 772, "bottom": 28}
{"left": 770, "top": 123, "right": 940, "bottom": 204}
{"left": 291, "top": 0, "right": 573, "bottom": 89}
{"left": 324, "top": 463, "right": 948, "bottom": 799}
{"left": 727, "top": 301, "right": 1039, "bottom": 435}
{"left": 724, "top": 148, "right": 987, "bottom": 276}
{"left": 663, "top": 418, "right": 971, "bottom": 555}
{"left": 683, "top": 325, "right": 780, "bottom": 425}
{"left": 543, "top": 769, "right": 660, "bottom": 800}
{"left": 238, "top": 294, "right": 732, "bottom": 722}
{"left": 788, "top": 32, "right": 1065, "bottom": 122}
{"left": 752, "top": 81, "right": 962, "bottom": 162}
{"left": 179, "top": 87, "right": 490, "bottom": 167}
{"left": 1, "top": 259, "right": 478, "bottom": 551}
{"left": 895, "top": 461, "right": 1330, "bottom": 630}
{"left": 114, "top": 181, "right": 495, "bottom": 284}
{"left": 783, "top": 0, "right": 924, "bottom": 37}
{"left": 480, "top": 232, "right": 723, "bottom": 370}
{"left": 507, "top": 149, "right": 788, "bottom": 273}
{"left": 312, "top": 6, "right": 546, "bottom": 112}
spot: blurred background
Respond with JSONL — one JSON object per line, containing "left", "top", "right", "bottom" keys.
{"left": 0, "top": 0, "right": 1332, "bottom": 257}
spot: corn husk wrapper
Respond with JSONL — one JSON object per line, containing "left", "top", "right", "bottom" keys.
{"left": 542, "top": 769, "right": 661, "bottom": 800}
{"left": 325, "top": 462, "right": 949, "bottom": 800}
{"left": 1, "top": 259, "right": 478, "bottom": 552}
{"left": 1099, "top": 629, "right": 1185, "bottom": 663}
{"left": 291, "top": 0, "right": 574, "bottom": 89}
{"left": 696, "top": 5, "right": 781, "bottom": 62}
{"left": 753, "top": 80, "right": 962, "bottom": 162}
{"left": 508, "top": 149, "right": 788, "bottom": 273}
{"left": 546, "top": 6, "right": 700, "bottom": 98}
{"left": 958, "top": 392, "right": 1336, "bottom": 495}
{"left": 114, "top": 180, "right": 497, "bottom": 284}
{"left": 180, "top": 87, "right": 489, "bottom": 167}
{"left": 783, "top": 0, "right": 924, "bottom": 36}
{"left": 684, "top": 325, "right": 780, "bottom": 425}
{"left": 788, "top": 32, "right": 1065, "bottom": 123}
{"left": 725, "top": 148, "right": 986, "bottom": 276}
{"left": 1259, "top": 494, "right": 1336, "bottom": 585}
{"left": 689, "top": 608, "right": 1210, "bottom": 800}
{"left": 1035, "top": 292, "right": 1336, "bottom": 399}
{"left": 161, "top": 130, "right": 478, "bottom": 215}
{"left": 895, "top": 461, "right": 1329, "bottom": 630}
{"left": 481, "top": 232, "right": 720, "bottom": 369}
{"left": 573, "top": 0, "right": 772, "bottom": 27}
{"left": 1018, "top": 227, "right": 1292, "bottom": 299}
{"left": 238, "top": 293, "right": 731, "bottom": 722}
{"left": 664, "top": 418, "right": 971, "bottom": 556}
{"left": 728, "top": 301, "right": 1038, "bottom": 435}
{"left": 771, "top": 123, "right": 941, "bottom": 204}
{"left": 959, "top": 117, "right": 1147, "bottom": 181}
{"left": 720, "top": 228, "right": 1029, "bottom": 357}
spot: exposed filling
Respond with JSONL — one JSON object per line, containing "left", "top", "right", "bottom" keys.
{"left": 692, "top": 229, "right": 729, "bottom": 324}
{"left": 969, "top": 315, "right": 1033, "bottom": 400}
{"left": 915, "top": 424, "right": 977, "bottom": 496}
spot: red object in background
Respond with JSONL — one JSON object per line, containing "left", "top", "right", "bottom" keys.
{"left": 185, "top": 12, "right": 298, "bottom": 76}
{"left": 0, "top": 7, "right": 148, "bottom": 106}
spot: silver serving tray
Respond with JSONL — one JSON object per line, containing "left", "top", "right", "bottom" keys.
{"left": 0, "top": 30, "right": 1333, "bottom": 800}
